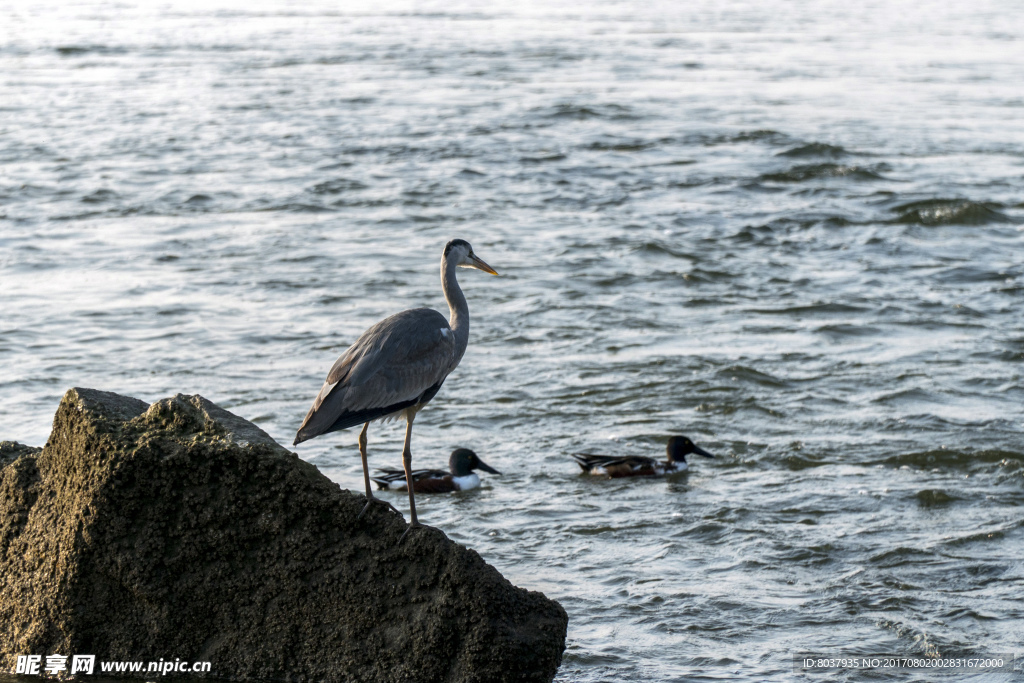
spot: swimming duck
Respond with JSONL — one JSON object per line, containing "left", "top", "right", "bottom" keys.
{"left": 371, "top": 448, "right": 500, "bottom": 493}
{"left": 572, "top": 436, "right": 714, "bottom": 477}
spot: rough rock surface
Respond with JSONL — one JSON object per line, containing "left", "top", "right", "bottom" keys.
{"left": 0, "top": 388, "right": 567, "bottom": 682}
{"left": 0, "top": 441, "right": 41, "bottom": 468}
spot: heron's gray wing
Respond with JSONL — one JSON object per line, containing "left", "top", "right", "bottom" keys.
{"left": 294, "top": 308, "right": 456, "bottom": 443}
{"left": 332, "top": 308, "right": 456, "bottom": 407}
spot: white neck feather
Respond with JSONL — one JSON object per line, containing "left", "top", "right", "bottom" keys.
{"left": 440, "top": 254, "right": 470, "bottom": 368}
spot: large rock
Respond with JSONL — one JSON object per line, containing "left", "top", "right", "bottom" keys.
{"left": 0, "top": 388, "right": 567, "bottom": 682}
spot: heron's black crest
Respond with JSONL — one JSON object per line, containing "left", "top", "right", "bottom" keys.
{"left": 444, "top": 239, "right": 471, "bottom": 257}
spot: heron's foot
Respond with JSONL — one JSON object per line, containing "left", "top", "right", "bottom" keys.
{"left": 397, "top": 521, "right": 442, "bottom": 545}
{"left": 397, "top": 522, "right": 420, "bottom": 545}
{"left": 358, "top": 496, "right": 400, "bottom": 520}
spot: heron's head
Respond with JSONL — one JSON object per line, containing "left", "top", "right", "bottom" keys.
{"left": 450, "top": 448, "right": 501, "bottom": 477}
{"left": 667, "top": 436, "right": 715, "bottom": 463}
{"left": 444, "top": 239, "right": 498, "bottom": 275}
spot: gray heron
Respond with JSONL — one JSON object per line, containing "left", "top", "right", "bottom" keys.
{"left": 572, "top": 436, "right": 715, "bottom": 477}
{"left": 293, "top": 239, "right": 498, "bottom": 533}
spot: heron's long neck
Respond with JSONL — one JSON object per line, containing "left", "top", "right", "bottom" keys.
{"left": 441, "top": 256, "right": 470, "bottom": 365}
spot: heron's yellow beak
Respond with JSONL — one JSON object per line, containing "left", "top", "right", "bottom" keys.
{"left": 468, "top": 253, "right": 498, "bottom": 276}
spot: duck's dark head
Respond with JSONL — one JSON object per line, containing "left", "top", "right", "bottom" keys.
{"left": 449, "top": 448, "right": 501, "bottom": 477}
{"left": 667, "top": 436, "right": 714, "bottom": 463}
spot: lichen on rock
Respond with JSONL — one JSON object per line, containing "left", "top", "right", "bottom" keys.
{"left": 0, "top": 388, "right": 567, "bottom": 682}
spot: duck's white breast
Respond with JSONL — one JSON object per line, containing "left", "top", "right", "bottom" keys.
{"left": 452, "top": 473, "right": 480, "bottom": 491}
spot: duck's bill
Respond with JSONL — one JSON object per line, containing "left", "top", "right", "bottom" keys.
{"left": 693, "top": 445, "right": 715, "bottom": 458}
{"left": 477, "top": 459, "right": 501, "bottom": 475}
{"left": 469, "top": 253, "right": 498, "bottom": 275}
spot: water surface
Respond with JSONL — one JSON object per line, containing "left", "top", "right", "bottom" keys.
{"left": 1, "top": 1, "right": 1023, "bottom": 681}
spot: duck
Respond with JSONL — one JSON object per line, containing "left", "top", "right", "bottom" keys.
{"left": 371, "top": 448, "right": 500, "bottom": 493}
{"left": 572, "top": 435, "right": 714, "bottom": 477}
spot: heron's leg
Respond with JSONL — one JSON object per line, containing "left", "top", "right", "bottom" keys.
{"left": 401, "top": 414, "right": 419, "bottom": 527}
{"left": 359, "top": 422, "right": 372, "bottom": 498}
{"left": 356, "top": 423, "right": 400, "bottom": 522}
{"left": 357, "top": 422, "right": 375, "bottom": 519}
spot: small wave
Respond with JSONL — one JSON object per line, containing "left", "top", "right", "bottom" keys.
{"left": 729, "top": 226, "right": 776, "bottom": 244}
{"left": 875, "top": 413, "right": 956, "bottom": 432}
{"left": 891, "top": 199, "right": 1011, "bottom": 225}
{"left": 776, "top": 543, "right": 834, "bottom": 565}
{"left": 155, "top": 306, "right": 192, "bottom": 317}
{"left": 682, "top": 267, "right": 734, "bottom": 283}
{"left": 782, "top": 454, "right": 828, "bottom": 470}
{"left": 916, "top": 489, "right": 958, "bottom": 507}
{"left": 639, "top": 159, "right": 697, "bottom": 168}
{"left": 584, "top": 138, "right": 665, "bottom": 152}
{"left": 882, "top": 448, "right": 1022, "bottom": 469}
{"left": 56, "top": 45, "right": 127, "bottom": 56}
{"left": 676, "top": 522, "right": 731, "bottom": 543}
{"left": 940, "top": 529, "right": 1009, "bottom": 547}
{"left": 871, "top": 387, "right": 938, "bottom": 404}
{"left": 81, "top": 188, "right": 118, "bottom": 204}
{"left": 586, "top": 142, "right": 652, "bottom": 152}
{"left": 569, "top": 525, "right": 619, "bottom": 536}
{"left": 255, "top": 202, "right": 333, "bottom": 213}
{"left": 277, "top": 254, "right": 321, "bottom": 264}
{"left": 538, "top": 103, "right": 639, "bottom": 121}
{"left": 777, "top": 142, "right": 848, "bottom": 158}
{"left": 693, "top": 402, "right": 738, "bottom": 415}
{"left": 746, "top": 302, "right": 868, "bottom": 316}
{"left": 759, "top": 163, "right": 887, "bottom": 182}
{"left": 519, "top": 153, "right": 566, "bottom": 163}
{"left": 632, "top": 241, "right": 690, "bottom": 259}
{"left": 308, "top": 178, "right": 369, "bottom": 195}
{"left": 715, "top": 365, "right": 788, "bottom": 388}
{"left": 691, "top": 129, "right": 791, "bottom": 146}
{"left": 730, "top": 129, "right": 784, "bottom": 142}
{"left": 939, "top": 607, "right": 1000, "bottom": 622}
{"left": 814, "top": 323, "right": 882, "bottom": 338}
{"left": 935, "top": 266, "right": 1009, "bottom": 285}
{"left": 876, "top": 619, "right": 942, "bottom": 657}
{"left": 869, "top": 547, "right": 934, "bottom": 567}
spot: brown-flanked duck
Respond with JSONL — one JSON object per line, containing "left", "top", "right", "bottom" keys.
{"left": 573, "top": 436, "right": 714, "bottom": 478}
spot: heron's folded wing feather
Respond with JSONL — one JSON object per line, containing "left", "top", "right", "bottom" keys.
{"left": 296, "top": 308, "right": 456, "bottom": 439}
{"left": 339, "top": 308, "right": 456, "bottom": 409}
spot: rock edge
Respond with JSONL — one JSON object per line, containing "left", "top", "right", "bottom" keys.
{"left": 0, "top": 388, "right": 567, "bottom": 683}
